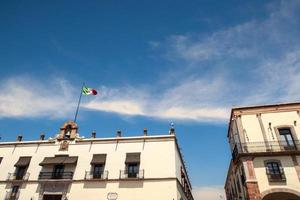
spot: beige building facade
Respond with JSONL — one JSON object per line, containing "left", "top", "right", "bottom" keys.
{"left": 0, "top": 121, "right": 193, "bottom": 200}
{"left": 225, "top": 102, "right": 300, "bottom": 200}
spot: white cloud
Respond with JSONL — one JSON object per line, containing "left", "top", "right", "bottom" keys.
{"left": 0, "top": 76, "right": 76, "bottom": 119}
{"left": 193, "top": 186, "right": 225, "bottom": 200}
{"left": 84, "top": 100, "right": 145, "bottom": 116}
{"left": 1, "top": 1, "right": 300, "bottom": 123}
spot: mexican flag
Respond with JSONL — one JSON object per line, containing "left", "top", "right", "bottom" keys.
{"left": 82, "top": 86, "right": 98, "bottom": 96}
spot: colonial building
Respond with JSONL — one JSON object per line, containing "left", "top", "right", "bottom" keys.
{"left": 225, "top": 102, "right": 300, "bottom": 200}
{"left": 0, "top": 121, "right": 193, "bottom": 200}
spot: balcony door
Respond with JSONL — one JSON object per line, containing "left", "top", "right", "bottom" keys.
{"left": 278, "top": 128, "right": 296, "bottom": 150}
{"left": 93, "top": 164, "right": 103, "bottom": 178}
{"left": 15, "top": 166, "right": 26, "bottom": 180}
{"left": 52, "top": 165, "right": 64, "bottom": 179}
{"left": 127, "top": 163, "right": 139, "bottom": 178}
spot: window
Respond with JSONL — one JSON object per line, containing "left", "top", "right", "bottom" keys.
{"left": 278, "top": 128, "right": 296, "bottom": 150}
{"left": 13, "top": 156, "right": 31, "bottom": 180}
{"left": 90, "top": 154, "right": 106, "bottom": 179}
{"left": 93, "top": 164, "right": 104, "bottom": 178}
{"left": 265, "top": 160, "right": 286, "bottom": 182}
{"left": 124, "top": 153, "right": 141, "bottom": 178}
{"left": 11, "top": 185, "right": 19, "bottom": 198}
{"left": 15, "top": 166, "right": 26, "bottom": 180}
{"left": 52, "top": 165, "right": 64, "bottom": 179}
{"left": 127, "top": 163, "right": 139, "bottom": 178}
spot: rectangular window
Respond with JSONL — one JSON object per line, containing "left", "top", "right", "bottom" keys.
{"left": 93, "top": 164, "right": 104, "bottom": 178}
{"left": 15, "top": 166, "right": 26, "bottom": 180}
{"left": 52, "top": 165, "right": 64, "bottom": 179}
{"left": 278, "top": 128, "right": 296, "bottom": 150}
{"left": 11, "top": 185, "right": 19, "bottom": 197}
{"left": 127, "top": 163, "right": 139, "bottom": 178}
{"left": 266, "top": 161, "right": 286, "bottom": 181}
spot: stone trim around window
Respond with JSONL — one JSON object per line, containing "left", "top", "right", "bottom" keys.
{"left": 273, "top": 125, "right": 299, "bottom": 150}
{"left": 264, "top": 159, "right": 286, "bottom": 182}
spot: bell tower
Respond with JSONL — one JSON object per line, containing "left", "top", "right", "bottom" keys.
{"left": 58, "top": 121, "right": 78, "bottom": 140}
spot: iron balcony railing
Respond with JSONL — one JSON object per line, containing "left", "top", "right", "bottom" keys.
{"left": 5, "top": 191, "right": 19, "bottom": 200}
{"left": 84, "top": 170, "right": 109, "bottom": 180}
{"left": 266, "top": 167, "right": 286, "bottom": 182}
{"left": 232, "top": 140, "right": 300, "bottom": 159}
{"left": 119, "top": 169, "right": 144, "bottom": 179}
{"left": 38, "top": 171, "right": 74, "bottom": 180}
{"left": 6, "top": 172, "right": 30, "bottom": 181}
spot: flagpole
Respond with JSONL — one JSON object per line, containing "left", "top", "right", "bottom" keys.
{"left": 74, "top": 82, "right": 85, "bottom": 123}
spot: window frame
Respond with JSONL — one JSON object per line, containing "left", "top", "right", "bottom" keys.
{"left": 264, "top": 160, "right": 286, "bottom": 182}
{"left": 274, "top": 125, "right": 299, "bottom": 151}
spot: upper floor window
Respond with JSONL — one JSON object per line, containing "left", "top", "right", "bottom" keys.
{"left": 90, "top": 154, "right": 107, "bottom": 179}
{"left": 52, "top": 164, "right": 65, "bottom": 179}
{"left": 14, "top": 156, "right": 31, "bottom": 180}
{"left": 278, "top": 128, "right": 296, "bottom": 150}
{"left": 265, "top": 160, "right": 286, "bottom": 182}
{"left": 121, "top": 152, "right": 143, "bottom": 179}
{"left": 10, "top": 185, "right": 19, "bottom": 198}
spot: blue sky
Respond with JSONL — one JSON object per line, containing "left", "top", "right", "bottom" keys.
{"left": 1, "top": 0, "right": 300, "bottom": 199}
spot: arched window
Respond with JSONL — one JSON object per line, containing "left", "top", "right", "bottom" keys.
{"left": 265, "top": 160, "right": 286, "bottom": 182}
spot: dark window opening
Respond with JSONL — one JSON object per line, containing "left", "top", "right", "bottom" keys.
{"left": 15, "top": 166, "right": 26, "bottom": 180}
{"left": 93, "top": 164, "right": 104, "bottom": 179}
{"left": 52, "top": 164, "right": 64, "bottom": 179}
{"left": 127, "top": 163, "right": 139, "bottom": 178}
{"left": 10, "top": 185, "right": 19, "bottom": 198}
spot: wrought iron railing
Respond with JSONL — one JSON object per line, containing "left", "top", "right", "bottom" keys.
{"left": 6, "top": 172, "right": 30, "bottom": 181}
{"left": 266, "top": 167, "right": 286, "bottom": 182}
{"left": 38, "top": 171, "right": 74, "bottom": 180}
{"left": 119, "top": 169, "right": 144, "bottom": 179}
{"left": 232, "top": 140, "right": 300, "bottom": 159}
{"left": 4, "top": 191, "right": 19, "bottom": 200}
{"left": 84, "top": 170, "right": 108, "bottom": 180}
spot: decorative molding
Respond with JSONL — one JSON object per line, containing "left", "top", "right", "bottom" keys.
{"left": 261, "top": 188, "right": 300, "bottom": 199}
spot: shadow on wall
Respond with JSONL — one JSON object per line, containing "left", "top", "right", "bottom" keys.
{"left": 83, "top": 182, "right": 107, "bottom": 188}
{"left": 119, "top": 181, "right": 144, "bottom": 188}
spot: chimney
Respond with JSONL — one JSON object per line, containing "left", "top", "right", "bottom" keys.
{"left": 143, "top": 128, "right": 148, "bottom": 136}
{"left": 117, "top": 130, "right": 122, "bottom": 137}
{"left": 169, "top": 127, "right": 175, "bottom": 135}
{"left": 91, "top": 130, "right": 96, "bottom": 138}
{"left": 40, "top": 133, "right": 45, "bottom": 140}
{"left": 17, "top": 135, "right": 23, "bottom": 142}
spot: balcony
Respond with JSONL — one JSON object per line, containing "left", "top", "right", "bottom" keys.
{"left": 5, "top": 191, "right": 19, "bottom": 200}
{"left": 38, "top": 171, "right": 74, "bottom": 180}
{"left": 119, "top": 170, "right": 144, "bottom": 179}
{"left": 232, "top": 140, "right": 300, "bottom": 160}
{"left": 84, "top": 170, "right": 109, "bottom": 180}
{"left": 266, "top": 168, "right": 286, "bottom": 182}
{"left": 6, "top": 172, "right": 30, "bottom": 181}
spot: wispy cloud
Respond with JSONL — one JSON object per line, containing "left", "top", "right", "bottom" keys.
{"left": 193, "top": 185, "right": 225, "bottom": 200}
{"left": 0, "top": 76, "right": 76, "bottom": 119}
{"left": 1, "top": 1, "right": 300, "bottom": 123}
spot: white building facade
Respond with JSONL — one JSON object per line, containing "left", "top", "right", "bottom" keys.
{"left": 0, "top": 121, "right": 193, "bottom": 200}
{"left": 225, "top": 103, "right": 300, "bottom": 200}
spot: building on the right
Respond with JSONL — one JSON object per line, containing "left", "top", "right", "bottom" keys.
{"left": 225, "top": 102, "right": 300, "bottom": 200}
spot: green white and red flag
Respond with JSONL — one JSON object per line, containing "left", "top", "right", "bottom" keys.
{"left": 82, "top": 86, "right": 98, "bottom": 96}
